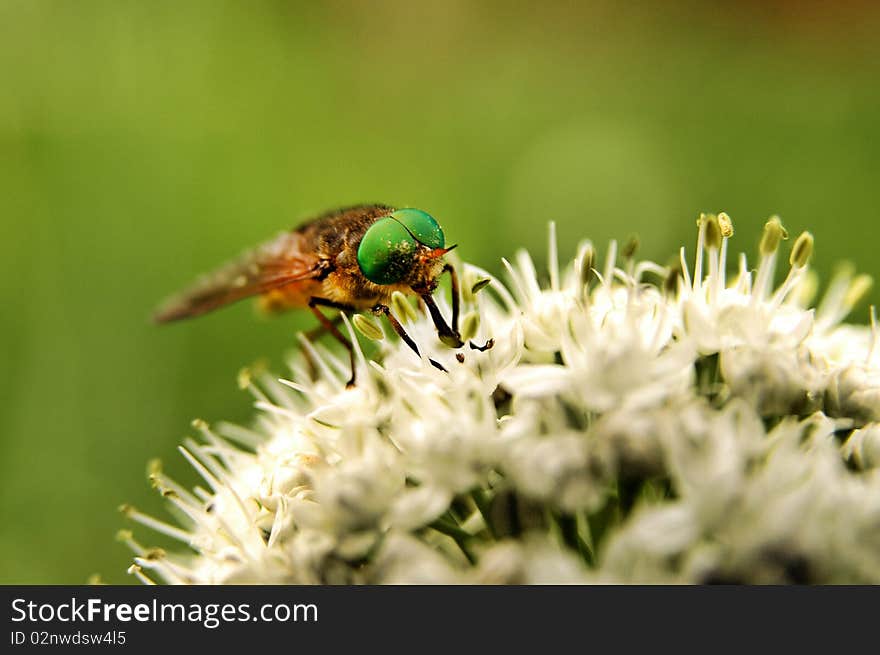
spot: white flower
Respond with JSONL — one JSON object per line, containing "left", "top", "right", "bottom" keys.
{"left": 501, "top": 427, "right": 609, "bottom": 513}
{"left": 370, "top": 533, "right": 463, "bottom": 584}
{"left": 827, "top": 363, "right": 880, "bottom": 424}
{"left": 470, "top": 537, "right": 592, "bottom": 584}
{"left": 386, "top": 365, "right": 502, "bottom": 495}
{"left": 601, "top": 411, "right": 880, "bottom": 583}
{"left": 841, "top": 423, "right": 880, "bottom": 469}
{"left": 122, "top": 215, "right": 880, "bottom": 584}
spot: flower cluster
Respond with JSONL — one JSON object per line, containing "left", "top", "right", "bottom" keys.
{"left": 122, "top": 214, "right": 880, "bottom": 584}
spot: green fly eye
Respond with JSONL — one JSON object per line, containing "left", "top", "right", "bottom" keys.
{"left": 357, "top": 216, "right": 418, "bottom": 285}
{"left": 390, "top": 208, "right": 445, "bottom": 249}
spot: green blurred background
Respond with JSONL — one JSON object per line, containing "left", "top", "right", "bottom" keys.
{"left": 2, "top": 0, "right": 880, "bottom": 583}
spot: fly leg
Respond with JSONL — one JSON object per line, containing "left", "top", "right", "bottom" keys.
{"left": 302, "top": 314, "right": 344, "bottom": 341}
{"left": 420, "top": 263, "right": 493, "bottom": 352}
{"left": 308, "top": 297, "right": 358, "bottom": 387}
{"left": 420, "top": 293, "right": 463, "bottom": 348}
{"left": 444, "top": 264, "right": 495, "bottom": 352}
{"left": 373, "top": 304, "right": 448, "bottom": 372}
{"left": 443, "top": 263, "right": 461, "bottom": 337}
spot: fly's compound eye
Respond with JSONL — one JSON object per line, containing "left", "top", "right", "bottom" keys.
{"left": 391, "top": 208, "right": 445, "bottom": 249}
{"left": 357, "top": 216, "right": 419, "bottom": 285}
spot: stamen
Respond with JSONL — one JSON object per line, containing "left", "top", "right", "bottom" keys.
{"left": 461, "top": 312, "right": 480, "bottom": 342}
{"left": 717, "top": 212, "right": 733, "bottom": 293}
{"left": 759, "top": 215, "right": 788, "bottom": 257}
{"left": 868, "top": 306, "right": 878, "bottom": 364}
{"left": 752, "top": 216, "right": 789, "bottom": 304}
{"left": 844, "top": 274, "right": 873, "bottom": 313}
{"left": 177, "top": 445, "right": 222, "bottom": 492}
{"left": 296, "top": 333, "right": 338, "bottom": 385}
{"left": 603, "top": 240, "right": 618, "bottom": 289}
{"left": 694, "top": 213, "right": 707, "bottom": 288}
{"left": 577, "top": 242, "right": 596, "bottom": 291}
{"left": 717, "top": 212, "right": 734, "bottom": 238}
{"left": 120, "top": 504, "right": 194, "bottom": 544}
{"left": 216, "top": 422, "right": 263, "bottom": 450}
{"left": 340, "top": 314, "right": 373, "bottom": 390}
{"left": 116, "top": 529, "right": 146, "bottom": 556}
{"left": 502, "top": 257, "right": 530, "bottom": 309}
{"left": 353, "top": 314, "right": 385, "bottom": 341}
{"left": 789, "top": 231, "right": 814, "bottom": 269}
{"left": 548, "top": 221, "right": 559, "bottom": 292}
{"left": 704, "top": 214, "right": 722, "bottom": 251}
{"left": 733, "top": 252, "right": 750, "bottom": 293}
{"left": 391, "top": 291, "right": 418, "bottom": 324}
{"left": 127, "top": 564, "right": 156, "bottom": 585}
{"left": 679, "top": 246, "right": 693, "bottom": 290}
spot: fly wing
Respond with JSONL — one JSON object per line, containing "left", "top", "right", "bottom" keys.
{"left": 154, "top": 231, "right": 325, "bottom": 322}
